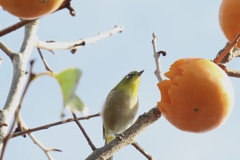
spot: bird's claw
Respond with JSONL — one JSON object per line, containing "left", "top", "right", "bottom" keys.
{"left": 116, "top": 133, "right": 124, "bottom": 141}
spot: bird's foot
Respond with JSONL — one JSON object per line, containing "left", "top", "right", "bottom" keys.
{"left": 115, "top": 133, "right": 124, "bottom": 141}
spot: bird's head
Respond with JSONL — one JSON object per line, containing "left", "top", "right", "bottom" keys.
{"left": 115, "top": 70, "right": 144, "bottom": 95}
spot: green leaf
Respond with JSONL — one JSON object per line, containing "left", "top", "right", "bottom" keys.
{"left": 66, "top": 94, "right": 88, "bottom": 114}
{"left": 54, "top": 68, "right": 82, "bottom": 106}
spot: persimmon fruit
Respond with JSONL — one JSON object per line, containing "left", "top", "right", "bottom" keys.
{"left": 157, "top": 58, "right": 234, "bottom": 133}
{"left": 219, "top": 0, "right": 240, "bottom": 47}
{"left": 0, "top": 0, "right": 64, "bottom": 20}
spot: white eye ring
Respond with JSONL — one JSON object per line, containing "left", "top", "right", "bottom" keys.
{"left": 126, "top": 73, "right": 133, "bottom": 79}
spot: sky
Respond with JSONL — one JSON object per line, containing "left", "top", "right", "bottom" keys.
{"left": 1, "top": 0, "right": 240, "bottom": 160}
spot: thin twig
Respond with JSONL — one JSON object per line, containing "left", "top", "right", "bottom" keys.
{"left": 213, "top": 41, "right": 240, "bottom": 78}
{"left": 213, "top": 33, "right": 240, "bottom": 64}
{"left": 215, "top": 42, "right": 230, "bottom": 65}
{"left": 152, "top": 32, "right": 164, "bottom": 82}
{"left": 17, "top": 112, "right": 61, "bottom": 160}
{"left": 29, "top": 133, "right": 62, "bottom": 160}
{"left": 11, "top": 113, "right": 100, "bottom": 138}
{"left": 224, "top": 68, "right": 240, "bottom": 78}
{"left": 0, "top": 20, "right": 34, "bottom": 37}
{"left": 71, "top": 112, "right": 96, "bottom": 151}
{"left": 36, "top": 26, "right": 124, "bottom": 52}
{"left": 37, "top": 48, "right": 54, "bottom": 72}
{"left": 131, "top": 141, "right": 154, "bottom": 160}
{"left": 56, "top": 0, "right": 75, "bottom": 16}
{"left": 217, "top": 45, "right": 240, "bottom": 66}
{"left": 0, "top": 123, "right": 7, "bottom": 128}
{"left": 0, "top": 41, "right": 15, "bottom": 59}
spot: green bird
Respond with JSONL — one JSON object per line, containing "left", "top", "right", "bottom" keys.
{"left": 102, "top": 70, "right": 144, "bottom": 160}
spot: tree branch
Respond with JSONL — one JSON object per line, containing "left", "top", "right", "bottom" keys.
{"left": 28, "top": 133, "right": 61, "bottom": 160}
{"left": 35, "top": 26, "right": 123, "bottom": 53}
{"left": 152, "top": 32, "right": 165, "bottom": 82}
{"left": 57, "top": 0, "right": 75, "bottom": 16}
{"left": 11, "top": 113, "right": 100, "bottom": 138}
{"left": 131, "top": 141, "right": 154, "bottom": 160}
{"left": 0, "top": 20, "right": 39, "bottom": 154}
{"left": 0, "top": 60, "right": 36, "bottom": 160}
{"left": 224, "top": 67, "right": 240, "bottom": 78}
{"left": 37, "top": 48, "right": 54, "bottom": 72}
{"left": 10, "top": 113, "right": 100, "bottom": 159}
{"left": 17, "top": 112, "right": 62, "bottom": 160}
{"left": 71, "top": 112, "right": 96, "bottom": 151}
{"left": 213, "top": 33, "right": 240, "bottom": 64}
{"left": 0, "top": 20, "right": 34, "bottom": 37}
{"left": 0, "top": 41, "right": 15, "bottom": 59}
{"left": 215, "top": 43, "right": 240, "bottom": 65}
{"left": 213, "top": 41, "right": 240, "bottom": 78}
{"left": 85, "top": 107, "right": 161, "bottom": 160}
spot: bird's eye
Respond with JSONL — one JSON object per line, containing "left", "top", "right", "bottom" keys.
{"left": 126, "top": 73, "right": 133, "bottom": 79}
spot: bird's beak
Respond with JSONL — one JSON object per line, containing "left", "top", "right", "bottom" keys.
{"left": 137, "top": 70, "right": 144, "bottom": 76}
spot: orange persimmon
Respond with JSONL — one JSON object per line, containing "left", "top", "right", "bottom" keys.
{"left": 0, "top": 0, "right": 64, "bottom": 20}
{"left": 219, "top": 0, "right": 240, "bottom": 47}
{"left": 157, "top": 58, "right": 234, "bottom": 133}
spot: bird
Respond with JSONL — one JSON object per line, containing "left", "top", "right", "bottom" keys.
{"left": 102, "top": 70, "right": 144, "bottom": 160}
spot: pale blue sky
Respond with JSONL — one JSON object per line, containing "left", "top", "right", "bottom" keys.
{"left": 1, "top": 0, "right": 240, "bottom": 160}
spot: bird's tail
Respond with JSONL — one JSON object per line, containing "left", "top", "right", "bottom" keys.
{"left": 105, "top": 134, "right": 115, "bottom": 145}
{"left": 104, "top": 131, "right": 115, "bottom": 160}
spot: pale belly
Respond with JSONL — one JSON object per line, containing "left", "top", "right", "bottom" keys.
{"left": 102, "top": 90, "right": 139, "bottom": 134}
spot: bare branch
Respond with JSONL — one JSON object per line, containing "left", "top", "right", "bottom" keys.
{"left": 152, "top": 32, "right": 165, "bottom": 82}
{"left": 19, "top": 22, "right": 39, "bottom": 53}
{"left": 10, "top": 112, "right": 100, "bottom": 159}
{"left": 0, "top": 20, "right": 34, "bottom": 37}
{"left": 17, "top": 112, "right": 61, "bottom": 160}
{"left": 37, "top": 48, "right": 54, "bottom": 72}
{"left": 131, "top": 141, "right": 154, "bottom": 160}
{"left": 214, "top": 42, "right": 240, "bottom": 78}
{"left": 216, "top": 45, "right": 240, "bottom": 66}
{"left": 36, "top": 26, "right": 124, "bottom": 52}
{"left": 85, "top": 107, "right": 161, "bottom": 160}
{"left": 71, "top": 112, "right": 96, "bottom": 151}
{"left": 0, "top": 41, "right": 15, "bottom": 59}
{"left": 213, "top": 33, "right": 240, "bottom": 64}
{"left": 0, "top": 20, "right": 39, "bottom": 147}
{"left": 11, "top": 113, "right": 100, "bottom": 138}
{"left": 57, "top": 0, "right": 75, "bottom": 16}
{"left": 0, "top": 60, "right": 36, "bottom": 160}
{"left": 0, "top": 123, "right": 7, "bottom": 128}
{"left": 225, "top": 68, "right": 240, "bottom": 78}
{"left": 0, "top": 20, "right": 39, "bottom": 159}
{"left": 29, "top": 133, "right": 61, "bottom": 160}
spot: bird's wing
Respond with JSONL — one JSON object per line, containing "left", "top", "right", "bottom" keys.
{"left": 103, "top": 125, "right": 106, "bottom": 140}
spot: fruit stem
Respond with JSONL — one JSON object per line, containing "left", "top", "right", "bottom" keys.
{"left": 213, "top": 32, "right": 240, "bottom": 65}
